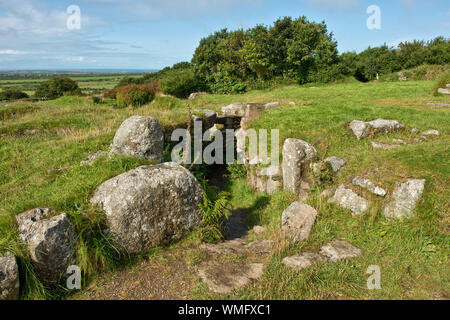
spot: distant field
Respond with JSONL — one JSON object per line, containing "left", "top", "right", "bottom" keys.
{"left": 0, "top": 73, "right": 146, "bottom": 96}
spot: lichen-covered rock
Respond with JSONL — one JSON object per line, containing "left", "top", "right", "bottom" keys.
{"left": 110, "top": 116, "right": 164, "bottom": 162}
{"left": 349, "top": 120, "right": 371, "bottom": 140}
{"left": 282, "top": 138, "right": 317, "bottom": 194}
{"left": 16, "top": 209, "right": 76, "bottom": 283}
{"left": 281, "top": 202, "right": 318, "bottom": 242}
{"left": 328, "top": 184, "right": 369, "bottom": 216}
{"left": 91, "top": 162, "right": 203, "bottom": 253}
{"left": 319, "top": 240, "right": 362, "bottom": 262}
{"left": 324, "top": 156, "right": 346, "bottom": 173}
{"left": 383, "top": 179, "right": 425, "bottom": 219}
{"left": 421, "top": 130, "right": 440, "bottom": 136}
{"left": 0, "top": 254, "right": 20, "bottom": 300}
{"left": 249, "top": 165, "right": 282, "bottom": 195}
{"left": 282, "top": 251, "right": 326, "bottom": 270}
{"left": 352, "top": 176, "right": 387, "bottom": 197}
{"left": 350, "top": 119, "right": 405, "bottom": 139}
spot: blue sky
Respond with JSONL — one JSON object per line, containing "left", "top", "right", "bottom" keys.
{"left": 0, "top": 0, "right": 448, "bottom": 70}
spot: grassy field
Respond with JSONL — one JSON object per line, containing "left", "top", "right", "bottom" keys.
{"left": 0, "top": 80, "right": 448, "bottom": 299}
{"left": 0, "top": 74, "right": 144, "bottom": 96}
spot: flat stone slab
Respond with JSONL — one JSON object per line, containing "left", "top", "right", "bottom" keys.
{"left": 246, "top": 240, "right": 274, "bottom": 255}
{"left": 352, "top": 176, "right": 387, "bottom": 197}
{"left": 427, "top": 102, "right": 450, "bottom": 107}
{"left": 198, "top": 262, "right": 264, "bottom": 294}
{"left": 383, "top": 179, "right": 426, "bottom": 219}
{"left": 371, "top": 141, "right": 401, "bottom": 149}
{"left": 328, "top": 185, "right": 369, "bottom": 216}
{"left": 437, "top": 88, "right": 450, "bottom": 95}
{"left": 350, "top": 119, "right": 405, "bottom": 140}
{"left": 282, "top": 251, "right": 326, "bottom": 270}
{"left": 200, "top": 239, "right": 248, "bottom": 256}
{"left": 281, "top": 202, "right": 318, "bottom": 242}
{"left": 421, "top": 130, "right": 440, "bottom": 136}
{"left": 319, "top": 240, "right": 362, "bottom": 262}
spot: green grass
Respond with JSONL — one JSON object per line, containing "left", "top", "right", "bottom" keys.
{"left": 0, "top": 80, "right": 448, "bottom": 299}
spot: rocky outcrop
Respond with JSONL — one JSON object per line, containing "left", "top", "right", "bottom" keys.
{"left": 110, "top": 116, "right": 164, "bottom": 162}
{"left": 16, "top": 209, "right": 76, "bottom": 283}
{"left": 383, "top": 179, "right": 425, "bottom": 219}
{"left": 91, "top": 162, "right": 203, "bottom": 253}
{"left": 282, "top": 138, "right": 317, "bottom": 194}
{"left": 328, "top": 185, "right": 369, "bottom": 216}
{"left": 352, "top": 176, "right": 387, "bottom": 197}
{"left": 0, "top": 254, "right": 20, "bottom": 300}
{"left": 281, "top": 202, "right": 318, "bottom": 242}
{"left": 350, "top": 119, "right": 405, "bottom": 139}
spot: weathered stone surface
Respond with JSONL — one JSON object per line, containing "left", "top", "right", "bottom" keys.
{"left": 352, "top": 176, "right": 387, "bottom": 197}
{"left": 282, "top": 138, "right": 317, "bottom": 194}
{"left": 252, "top": 226, "right": 267, "bottom": 234}
{"left": 200, "top": 239, "right": 247, "bottom": 256}
{"left": 0, "top": 254, "right": 20, "bottom": 300}
{"left": 110, "top": 116, "right": 164, "bottom": 162}
{"left": 319, "top": 240, "right": 362, "bottom": 262}
{"left": 246, "top": 240, "right": 274, "bottom": 255}
{"left": 350, "top": 119, "right": 405, "bottom": 139}
{"left": 192, "top": 109, "right": 217, "bottom": 130}
{"left": 392, "top": 138, "right": 407, "bottom": 144}
{"left": 81, "top": 150, "right": 107, "bottom": 166}
{"left": 263, "top": 102, "right": 280, "bottom": 110}
{"left": 91, "top": 162, "right": 203, "bottom": 253}
{"left": 349, "top": 120, "right": 371, "bottom": 140}
{"left": 411, "top": 128, "right": 420, "bottom": 134}
{"left": 328, "top": 184, "right": 369, "bottom": 216}
{"left": 282, "top": 251, "right": 326, "bottom": 270}
{"left": 321, "top": 188, "right": 335, "bottom": 198}
{"left": 427, "top": 102, "right": 450, "bottom": 107}
{"left": 251, "top": 165, "right": 282, "bottom": 195}
{"left": 188, "top": 92, "right": 207, "bottom": 100}
{"left": 383, "top": 179, "right": 425, "bottom": 219}
{"left": 371, "top": 141, "right": 401, "bottom": 150}
{"left": 16, "top": 210, "right": 76, "bottom": 283}
{"left": 324, "top": 156, "right": 346, "bottom": 173}
{"left": 421, "top": 130, "right": 440, "bottom": 136}
{"left": 437, "top": 88, "right": 450, "bottom": 95}
{"left": 281, "top": 202, "right": 318, "bottom": 242}
{"left": 198, "top": 262, "right": 264, "bottom": 294}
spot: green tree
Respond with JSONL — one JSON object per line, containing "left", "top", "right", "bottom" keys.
{"left": 35, "top": 76, "right": 82, "bottom": 100}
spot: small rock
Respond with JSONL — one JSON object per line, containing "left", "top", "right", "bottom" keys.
{"left": 392, "top": 138, "right": 407, "bottom": 144}
{"left": 421, "top": 130, "right": 440, "bottom": 136}
{"left": 352, "top": 176, "right": 387, "bottom": 197}
{"left": 319, "top": 240, "right": 362, "bottom": 262}
{"left": 188, "top": 92, "right": 207, "bottom": 100}
{"left": 437, "top": 88, "right": 450, "bottom": 95}
{"left": 383, "top": 179, "right": 425, "bottom": 219}
{"left": 282, "top": 251, "right": 326, "bottom": 270}
{"left": 320, "top": 188, "right": 335, "bottom": 198}
{"left": 427, "top": 102, "right": 450, "bottom": 107}
{"left": 288, "top": 101, "right": 296, "bottom": 106}
{"left": 263, "top": 102, "right": 280, "bottom": 110}
{"left": 281, "top": 202, "right": 318, "bottom": 242}
{"left": 81, "top": 150, "right": 107, "bottom": 166}
{"left": 411, "top": 128, "right": 419, "bottom": 134}
{"left": 252, "top": 226, "right": 267, "bottom": 234}
{"left": 246, "top": 240, "right": 274, "bottom": 255}
{"left": 0, "top": 254, "right": 20, "bottom": 300}
{"left": 349, "top": 120, "right": 371, "bottom": 140}
{"left": 328, "top": 185, "right": 369, "bottom": 216}
{"left": 371, "top": 141, "right": 401, "bottom": 150}
{"left": 16, "top": 210, "right": 76, "bottom": 283}
{"left": 110, "top": 116, "right": 164, "bottom": 162}
{"left": 198, "top": 262, "right": 264, "bottom": 294}
{"left": 324, "top": 156, "right": 346, "bottom": 173}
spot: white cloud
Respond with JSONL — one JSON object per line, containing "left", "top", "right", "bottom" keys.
{"left": 0, "top": 49, "right": 22, "bottom": 54}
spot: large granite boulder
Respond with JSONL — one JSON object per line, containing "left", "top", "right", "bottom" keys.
{"left": 0, "top": 254, "right": 20, "bottom": 300}
{"left": 110, "top": 116, "right": 164, "bottom": 162}
{"left": 281, "top": 202, "right": 318, "bottom": 242}
{"left": 91, "top": 162, "right": 203, "bottom": 253}
{"left": 282, "top": 138, "right": 317, "bottom": 194}
{"left": 16, "top": 209, "right": 76, "bottom": 283}
{"left": 328, "top": 185, "right": 369, "bottom": 216}
{"left": 350, "top": 119, "right": 405, "bottom": 139}
{"left": 383, "top": 179, "right": 425, "bottom": 219}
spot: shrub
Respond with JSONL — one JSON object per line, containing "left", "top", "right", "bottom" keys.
{"left": 433, "top": 72, "right": 450, "bottom": 95}
{"left": 115, "top": 82, "right": 159, "bottom": 108}
{"left": 159, "top": 69, "right": 203, "bottom": 98}
{"left": 35, "top": 76, "right": 82, "bottom": 100}
{"left": 92, "top": 96, "right": 102, "bottom": 104}
{"left": 0, "top": 89, "right": 29, "bottom": 101}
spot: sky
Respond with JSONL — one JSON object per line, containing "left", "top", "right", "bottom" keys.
{"left": 0, "top": 0, "right": 448, "bottom": 70}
